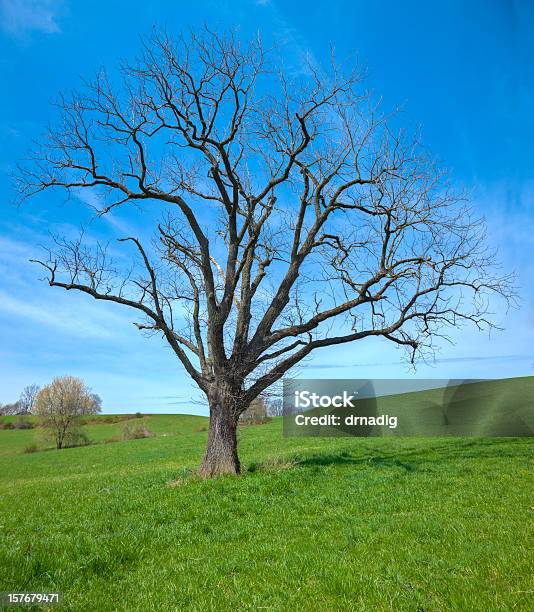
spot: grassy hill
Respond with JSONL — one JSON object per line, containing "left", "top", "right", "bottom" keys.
{"left": 1, "top": 381, "right": 533, "bottom": 610}
{"left": 288, "top": 376, "right": 534, "bottom": 437}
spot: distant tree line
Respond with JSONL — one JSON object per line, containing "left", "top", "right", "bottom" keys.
{"left": 0, "top": 384, "right": 40, "bottom": 416}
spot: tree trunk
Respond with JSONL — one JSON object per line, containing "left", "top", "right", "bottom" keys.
{"left": 200, "top": 400, "right": 241, "bottom": 477}
{"left": 56, "top": 429, "right": 64, "bottom": 450}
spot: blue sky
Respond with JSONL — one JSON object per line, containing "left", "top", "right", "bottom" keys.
{"left": 1, "top": 0, "right": 533, "bottom": 413}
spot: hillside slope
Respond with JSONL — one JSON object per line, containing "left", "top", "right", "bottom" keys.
{"left": 0, "top": 383, "right": 533, "bottom": 610}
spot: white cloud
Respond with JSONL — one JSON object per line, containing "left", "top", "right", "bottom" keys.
{"left": 250, "top": 0, "right": 320, "bottom": 77}
{"left": 0, "top": 0, "right": 63, "bottom": 36}
{"left": 0, "top": 235, "right": 33, "bottom": 259}
{"left": 0, "top": 289, "right": 132, "bottom": 338}
{"left": 75, "top": 189, "right": 136, "bottom": 236}
{"left": 0, "top": 236, "right": 136, "bottom": 338}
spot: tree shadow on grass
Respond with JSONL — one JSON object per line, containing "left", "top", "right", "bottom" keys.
{"left": 295, "top": 437, "right": 532, "bottom": 472}
{"left": 297, "top": 452, "right": 417, "bottom": 472}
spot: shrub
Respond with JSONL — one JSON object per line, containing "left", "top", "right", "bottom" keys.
{"left": 81, "top": 415, "right": 130, "bottom": 425}
{"left": 239, "top": 398, "right": 271, "bottom": 425}
{"left": 121, "top": 422, "right": 153, "bottom": 440}
{"left": 0, "top": 422, "right": 15, "bottom": 430}
{"left": 62, "top": 429, "right": 91, "bottom": 448}
{"left": 135, "top": 411, "right": 143, "bottom": 419}
{"left": 14, "top": 418, "right": 33, "bottom": 430}
{"left": 23, "top": 443, "right": 39, "bottom": 454}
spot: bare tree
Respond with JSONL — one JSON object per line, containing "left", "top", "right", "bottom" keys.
{"left": 18, "top": 384, "right": 40, "bottom": 414}
{"left": 0, "top": 401, "right": 21, "bottom": 416}
{"left": 34, "top": 376, "right": 100, "bottom": 449}
{"left": 90, "top": 393, "right": 103, "bottom": 412}
{"left": 266, "top": 398, "right": 284, "bottom": 418}
{"left": 16, "top": 29, "right": 514, "bottom": 475}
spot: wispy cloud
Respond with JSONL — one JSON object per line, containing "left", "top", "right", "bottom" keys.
{"left": 251, "top": 0, "right": 321, "bottom": 77}
{"left": 0, "top": 0, "right": 64, "bottom": 36}
{"left": 74, "top": 189, "right": 134, "bottom": 236}
{"left": 349, "top": 354, "right": 534, "bottom": 368}
{"left": 0, "top": 235, "right": 136, "bottom": 338}
{"left": 0, "top": 289, "right": 131, "bottom": 338}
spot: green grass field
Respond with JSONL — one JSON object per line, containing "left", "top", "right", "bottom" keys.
{"left": 1, "top": 381, "right": 533, "bottom": 611}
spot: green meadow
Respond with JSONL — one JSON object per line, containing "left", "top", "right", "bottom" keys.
{"left": 1, "top": 380, "right": 533, "bottom": 611}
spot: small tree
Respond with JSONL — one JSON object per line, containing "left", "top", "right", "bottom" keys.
{"left": 239, "top": 397, "right": 268, "bottom": 424}
{"left": 266, "top": 398, "right": 284, "bottom": 418}
{"left": 34, "top": 376, "right": 101, "bottom": 449}
{"left": 90, "top": 393, "right": 103, "bottom": 412}
{"left": 18, "top": 384, "right": 40, "bottom": 414}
